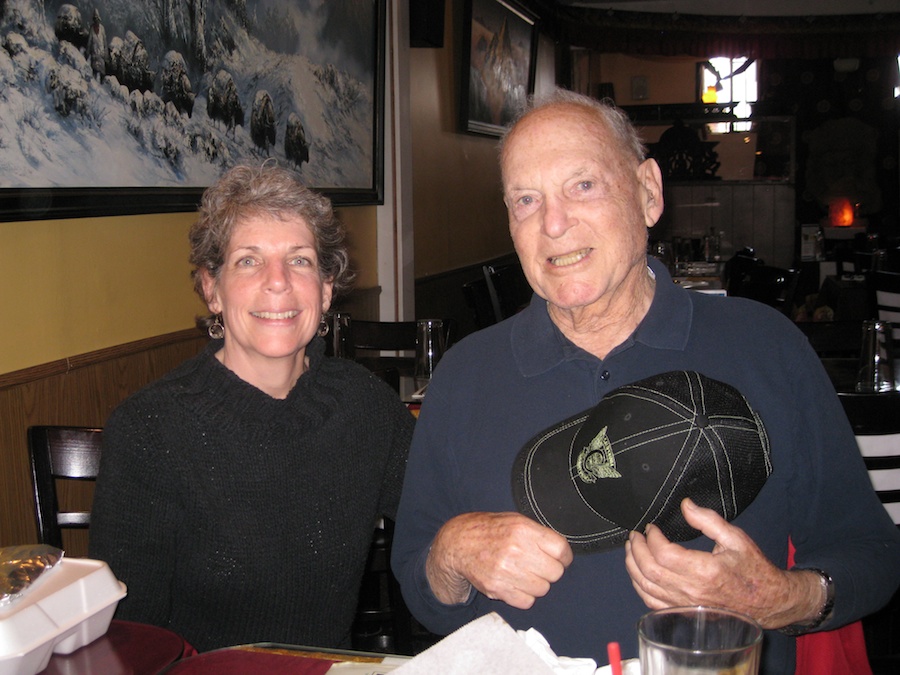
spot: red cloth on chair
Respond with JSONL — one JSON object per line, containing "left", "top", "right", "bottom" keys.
{"left": 788, "top": 539, "right": 872, "bottom": 675}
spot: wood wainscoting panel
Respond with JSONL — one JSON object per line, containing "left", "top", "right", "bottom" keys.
{"left": 0, "top": 329, "right": 209, "bottom": 555}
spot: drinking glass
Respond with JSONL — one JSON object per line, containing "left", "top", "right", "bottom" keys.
{"left": 331, "top": 312, "right": 354, "bottom": 359}
{"left": 638, "top": 606, "right": 762, "bottom": 675}
{"left": 414, "top": 319, "right": 446, "bottom": 388}
{"left": 855, "top": 320, "right": 895, "bottom": 393}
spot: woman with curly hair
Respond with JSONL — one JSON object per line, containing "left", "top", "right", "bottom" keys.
{"left": 90, "top": 163, "right": 413, "bottom": 652}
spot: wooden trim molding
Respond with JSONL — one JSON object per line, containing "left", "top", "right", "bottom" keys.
{"left": 0, "top": 328, "right": 206, "bottom": 391}
{"left": 1, "top": 328, "right": 209, "bottom": 551}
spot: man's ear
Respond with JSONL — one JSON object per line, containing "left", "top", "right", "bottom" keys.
{"left": 637, "top": 158, "right": 664, "bottom": 229}
{"left": 200, "top": 269, "right": 221, "bottom": 314}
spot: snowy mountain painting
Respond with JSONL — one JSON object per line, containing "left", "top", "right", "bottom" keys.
{"left": 0, "top": 0, "right": 383, "bottom": 217}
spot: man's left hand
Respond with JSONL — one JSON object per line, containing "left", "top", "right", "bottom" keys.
{"left": 624, "top": 497, "right": 824, "bottom": 629}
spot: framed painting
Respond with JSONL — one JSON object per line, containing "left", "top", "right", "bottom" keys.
{"left": 0, "top": 0, "right": 385, "bottom": 222}
{"left": 459, "top": 0, "right": 538, "bottom": 137}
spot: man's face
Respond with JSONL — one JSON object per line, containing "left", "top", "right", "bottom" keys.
{"left": 501, "top": 104, "right": 662, "bottom": 315}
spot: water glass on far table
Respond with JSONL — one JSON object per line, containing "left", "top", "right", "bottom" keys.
{"left": 638, "top": 606, "right": 762, "bottom": 675}
{"left": 414, "top": 319, "right": 446, "bottom": 389}
{"left": 855, "top": 320, "right": 895, "bottom": 393}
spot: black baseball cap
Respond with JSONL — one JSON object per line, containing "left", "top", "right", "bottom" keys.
{"left": 512, "top": 371, "right": 771, "bottom": 553}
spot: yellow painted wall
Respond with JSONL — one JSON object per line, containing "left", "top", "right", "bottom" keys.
{"left": 0, "top": 206, "right": 376, "bottom": 376}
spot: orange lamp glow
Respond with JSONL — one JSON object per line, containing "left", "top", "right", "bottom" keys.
{"left": 702, "top": 86, "right": 718, "bottom": 104}
{"left": 829, "top": 198, "right": 856, "bottom": 227}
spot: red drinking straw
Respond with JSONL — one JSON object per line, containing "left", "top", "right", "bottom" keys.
{"left": 607, "top": 641, "right": 623, "bottom": 675}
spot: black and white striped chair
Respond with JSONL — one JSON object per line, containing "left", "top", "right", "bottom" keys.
{"left": 838, "top": 391, "right": 900, "bottom": 674}
{"left": 872, "top": 270, "right": 900, "bottom": 348}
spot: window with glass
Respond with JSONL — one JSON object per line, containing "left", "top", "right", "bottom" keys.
{"left": 698, "top": 57, "right": 757, "bottom": 133}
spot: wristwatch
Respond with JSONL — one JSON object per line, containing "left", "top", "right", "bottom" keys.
{"left": 780, "top": 568, "right": 835, "bottom": 636}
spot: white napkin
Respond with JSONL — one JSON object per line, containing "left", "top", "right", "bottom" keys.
{"left": 516, "top": 628, "right": 598, "bottom": 675}
{"left": 594, "top": 658, "right": 641, "bottom": 675}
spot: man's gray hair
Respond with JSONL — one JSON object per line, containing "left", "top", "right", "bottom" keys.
{"left": 500, "top": 88, "right": 647, "bottom": 164}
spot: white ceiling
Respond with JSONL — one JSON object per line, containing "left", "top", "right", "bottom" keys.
{"left": 558, "top": 1, "right": 900, "bottom": 16}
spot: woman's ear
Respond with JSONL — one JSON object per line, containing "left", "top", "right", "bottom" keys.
{"left": 321, "top": 280, "right": 334, "bottom": 315}
{"left": 637, "top": 158, "right": 664, "bottom": 229}
{"left": 200, "top": 269, "right": 221, "bottom": 314}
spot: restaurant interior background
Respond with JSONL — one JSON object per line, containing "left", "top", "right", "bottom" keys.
{"left": 1, "top": 0, "right": 899, "bottom": 550}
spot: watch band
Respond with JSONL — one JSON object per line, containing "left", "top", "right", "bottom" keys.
{"left": 780, "top": 568, "right": 835, "bottom": 636}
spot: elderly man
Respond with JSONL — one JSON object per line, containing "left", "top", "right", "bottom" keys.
{"left": 391, "top": 89, "right": 900, "bottom": 673}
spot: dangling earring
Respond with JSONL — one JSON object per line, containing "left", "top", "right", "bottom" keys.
{"left": 208, "top": 315, "right": 225, "bottom": 340}
{"left": 317, "top": 315, "right": 330, "bottom": 337}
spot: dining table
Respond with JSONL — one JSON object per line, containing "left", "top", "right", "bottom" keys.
{"left": 39, "top": 620, "right": 195, "bottom": 675}
{"left": 159, "top": 643, "right": 409, "bottom": 674}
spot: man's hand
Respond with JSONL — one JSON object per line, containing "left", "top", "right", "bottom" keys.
{"left": 425, "top": 511, "right": 573, "bottom": 609}
{"left": 625, "top": 498, "right": 825, "bottom": 629}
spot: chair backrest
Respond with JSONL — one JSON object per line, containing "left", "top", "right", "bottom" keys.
{"left": 838, "top": 392, "right": 900, "bottom": 525}
{"left": 462, "top": 263, "right": 532, "bottom": 329}
{"left": 28, "top": 426, "right": 103, "bottom": 549}
{"left": 734, "top": 265, "right": 800, "bottom": 316}
{"left": 327, "top": 315, "right": 453, "bottom": 392}
{"left": 796, "top": 320, "right": 862, "bottom": 358}
{"left": 349, "top": 319, "right": 418, "bottom": 354}
{"left": 872, "top": 270, "right": 900, "bottom": 344}
{"left": 722, "top": 250, "right": 762, "bottom": 296}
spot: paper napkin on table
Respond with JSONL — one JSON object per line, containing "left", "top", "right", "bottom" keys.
{"left": 516, "top": 628, "right": 598, "bottom": 674}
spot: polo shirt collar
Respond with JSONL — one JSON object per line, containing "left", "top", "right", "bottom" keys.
{"left": 511, "top": 255, "right": 692, "bottom": 377}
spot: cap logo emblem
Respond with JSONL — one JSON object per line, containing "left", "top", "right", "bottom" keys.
{"left": 575, "top": 425, "right": 622, "bottom": 483}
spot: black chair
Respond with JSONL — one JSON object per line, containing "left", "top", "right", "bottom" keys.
{"left": 28, "top": 426, "right": 103, "bottom": 550}
{"left": 838, "top": 392, "right": 900, "bottom": 674}
{"left": 462, "top": 263, "right": 532, "bottom": 329}
{"left": 872, "top": 270, "right": 900, "bottom": 346}
{"left": 722, "top": 248, "right": 762, "bottom": 297}
{"left": 796, "top": 320, "right": 863, "bottom": 358}
{"left": 732, "top": 265, "right": 800, "bottom": 316}
{"left": 328, "top": 315, "right": 453, "bottom": 376}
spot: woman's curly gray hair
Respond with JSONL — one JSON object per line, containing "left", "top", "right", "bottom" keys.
{"left": 189, "top": 163, "right": 354, "bottom": 314}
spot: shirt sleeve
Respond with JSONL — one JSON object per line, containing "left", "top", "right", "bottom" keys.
{"left": 390, "top": 382, "right": 482, "bottom": 636}
{"left": 784, "top": 332, "right": 900, "bottom": 629}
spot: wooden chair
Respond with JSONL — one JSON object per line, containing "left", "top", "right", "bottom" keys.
{"left": 838, "top": 392, "right": 900, "bottom": 674}
{"left": 28, "top": 426, "right": 103, "bottom": 550}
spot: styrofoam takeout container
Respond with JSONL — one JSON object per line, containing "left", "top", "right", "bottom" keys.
{"left": 0, "top": 557, "right": 126, "bottom": 675}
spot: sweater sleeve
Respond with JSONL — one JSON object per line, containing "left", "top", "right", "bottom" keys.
{"left": 88, "top": 400, "right": 179, "bottom": 627}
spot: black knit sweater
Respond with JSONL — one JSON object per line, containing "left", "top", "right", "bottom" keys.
{"left": 88, "top": 337, "right": 414, "bottom": 652}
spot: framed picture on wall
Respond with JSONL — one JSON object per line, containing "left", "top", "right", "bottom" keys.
{"left": 459, "top": 0, "right": 538, "bottom": 137}
{"left": 0, "top": 0, "right": 385, "bottom": 222}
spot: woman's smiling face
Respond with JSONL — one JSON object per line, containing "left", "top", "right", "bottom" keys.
{"left": 203, "top": 212, "right": 332, "bottom": 379}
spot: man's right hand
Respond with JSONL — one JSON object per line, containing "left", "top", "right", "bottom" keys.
{"left": 425, "top": 511, "right": 573, "bottom": 609}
